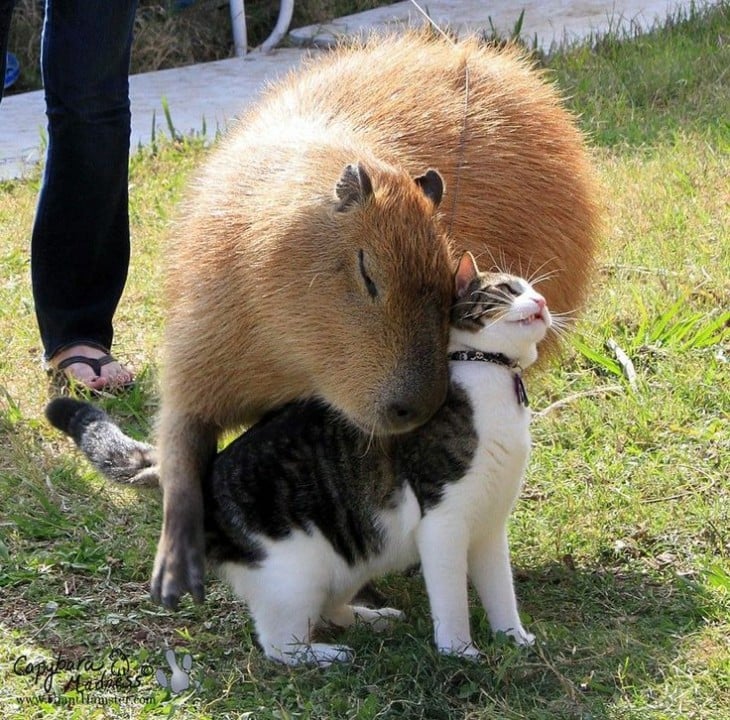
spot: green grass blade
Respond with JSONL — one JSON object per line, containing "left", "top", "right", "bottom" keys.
{"left": 682, "top": 309, "right": 730, "bottom": 350}
{"left": 572, "top": 336, "right": 623, "bottom": 376}
{"left": 648, "top": 295, "right": 687, "bottom": 345}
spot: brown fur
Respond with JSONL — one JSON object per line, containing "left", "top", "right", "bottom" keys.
{"left": 288, "top": 34, "right": 603, "bottom": 321}
{"left": 152, "top": 33, "right": 603, "bottom": 607}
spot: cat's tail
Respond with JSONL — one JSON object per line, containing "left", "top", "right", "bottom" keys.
{"left": 45, "top": 397, "right": 160, "bottom": 486}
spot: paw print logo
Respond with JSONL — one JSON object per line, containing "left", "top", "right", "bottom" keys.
{"left": 155, "top": 649, "right": 199, "bottom": 694}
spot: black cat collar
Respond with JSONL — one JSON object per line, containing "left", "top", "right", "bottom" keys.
{"left": 448, "top": 350, "right": 529, "bottom": 407}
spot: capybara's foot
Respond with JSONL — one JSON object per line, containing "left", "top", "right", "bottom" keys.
{"left": 151, "top": 524, "right": 205, "bottom": 609}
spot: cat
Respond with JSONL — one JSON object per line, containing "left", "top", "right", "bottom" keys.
{"left": 46, "top": 251, "right": 552, "bottom": 666}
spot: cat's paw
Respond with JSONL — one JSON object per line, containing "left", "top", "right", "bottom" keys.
{"left": 352, "top": 606, "right": 405, "bottom": 631}
{"left": 438, "top": 642, "right": 482, "bottom": 661}
{"left": 500, "top": 626, "right": 536, "bottom": 647}
{"left": 269, "top": 643, "right": 355, "bottom": 667}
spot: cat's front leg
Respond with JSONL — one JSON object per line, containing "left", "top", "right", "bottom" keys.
{"left": 468, "top": 529, "right": 535, "bottom": 646}
{"left": 416, "top": 512, "right": 479, "bottom": 658}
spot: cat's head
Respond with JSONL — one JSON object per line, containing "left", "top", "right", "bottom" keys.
{"left": 449, "top": 252, "right": 552, "bottom": 369}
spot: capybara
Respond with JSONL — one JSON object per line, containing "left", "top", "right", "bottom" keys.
{"left": 152, "top": 33, "right": 602, "bottom": 608}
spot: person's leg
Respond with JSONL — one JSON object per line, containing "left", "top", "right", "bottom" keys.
{"left": 0, "top": 0, "right": 16, "bottom": 104}
{"left": 32, "top": 0, "right": 137, "bottom": 388}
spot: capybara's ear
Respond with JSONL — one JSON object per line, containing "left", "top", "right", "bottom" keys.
{"left": 454, "top": 251, "right": 479, "bottom": 298}
{"left": 335, "top": 163, "right": 374, "bottom": 211}
{"left": 414, "top": 169, "right": 444, "bottom": 207}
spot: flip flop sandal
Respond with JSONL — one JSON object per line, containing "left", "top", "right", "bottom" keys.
{"left": 49, "top": 354, "right": 135, "bottom": 394}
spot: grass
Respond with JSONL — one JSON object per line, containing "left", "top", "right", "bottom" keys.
{"left": 1, "top": 3, "right": 729, "bottom": 718}
{"left": 548, "top": 1, "right": 730, "bottom": 148}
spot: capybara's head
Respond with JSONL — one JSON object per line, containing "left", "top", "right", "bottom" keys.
{"left": 285, "top": 162, "right": 454, "bottom": 435}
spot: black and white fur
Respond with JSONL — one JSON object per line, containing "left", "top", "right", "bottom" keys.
{"left": 46, "top": 252, "right": 551, "bottom": 666}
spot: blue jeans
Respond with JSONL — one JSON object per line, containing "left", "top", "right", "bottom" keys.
{"left": 0, "top": 1, "right": 15, "bottom": 98}
{"left": 2, "top": 1, "right": 138, "bottom": 358}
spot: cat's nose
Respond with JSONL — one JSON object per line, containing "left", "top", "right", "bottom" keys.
{"left": 534, "top": 296, "right": 546, "bottom": 311}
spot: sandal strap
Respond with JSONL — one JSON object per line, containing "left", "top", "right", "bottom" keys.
{"left": 55, "top": 354, "right": 115, "bottom": 377}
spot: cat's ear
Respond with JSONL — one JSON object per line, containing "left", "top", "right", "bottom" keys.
{"left": 414, "top": 169, "right": 444, "bottom": 207}
{"left": 454, "top": 251, "right": 479, "bottom": 298}
{"left": 335, "top": 163, "right": 373, "bottom": 211}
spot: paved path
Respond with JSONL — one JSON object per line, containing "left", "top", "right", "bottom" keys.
{"left": 0, "top": 0, "right": 695, "bottom": 180}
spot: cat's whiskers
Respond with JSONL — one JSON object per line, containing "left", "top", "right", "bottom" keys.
{"left": 465, "top": 291, "right": 512, "bottom": 320}
{"left": 462, "top": 293, "right": 510, "bottom": 315}
{"left": 525, "top": 256, "right": 560, "bottom": 288}
{"left": 529, "top": 269, "right": 561, "bottom": 288}
{"left": 471, "top": 310, "right": 511, "bottom": 331}
{"left": 546, "top": 314, "right": 574, "bottom": 342}
{"left": 472, "top": 288, "right": 511, "bottom": 301}
{"left": 547, "top": 322, "right": 569, "bottom": 342}
{"left": 471, "top": 248, "right": 497, "bottom": 270}
{"left": 452, "top": 297, "right": 480, "bottom": 312}
{"left": 473, "top": 247, "right": 509, "bottom": 275}
{"left": 360, "top": 423, "right": 378, "bottom": 458}
{"left": 567, "top": 323, "right": 606, "bottom": 348}
{"left": 548, "top": 310, "right": 576, "bottom": 327}
{"left": 454, "top": 292, "right": 509, "bottom": 320}
{"left": 462, "top": 303, "right": 497, "bottom": 321}
{"left": 517, "top": 255, "right": 526, "bottom": 281}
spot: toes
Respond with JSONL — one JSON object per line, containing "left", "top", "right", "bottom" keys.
{"left": 97, "top": 363, "right": 133, "bottom": 389}
{"left": 151, "top": 540, "right": 205, "bottom": 609}
{"left": 501, "top": 626, "right": 536, "bottom": 647}
{"left": 512, "top": 630, "right": 536, "bottom": 647}
{"left": 156, "top": 567, "right": 184, "bottom": 611}
{"left": 87, "top": 375, "right": 108, "bottom": 390}
{"left": 439, "top": 643, "right": 482, "bottom": 661}
{"left": 50, "top": 346, "right": 133, "bottom": 390}
{"left": 351, "top": 606, "right": 405, "bottom": 631}
{"left": 162, "top": 590, "right": 180, "bottom": 611}
{"left": 63, "top": 362, "right": 101, "bottom": 387}
{"left": 150, "top": 559, "right": 165, "bottom": 605}
{"left": 190, "top": 580, "right": 205, "bottom": 604}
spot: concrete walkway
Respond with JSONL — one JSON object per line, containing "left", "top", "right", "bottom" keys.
{"left": 0, "top": 0, "right": 694, "bottom": 180}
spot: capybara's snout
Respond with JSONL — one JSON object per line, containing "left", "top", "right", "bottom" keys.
{"left": 313, "top": 292, "right": 452, "bottom": 436}
{"left": 381, "top": 375, "right": 448, "bottom": 433}
{"left": 377, "top": 323, "right": 450, "bottom": 434}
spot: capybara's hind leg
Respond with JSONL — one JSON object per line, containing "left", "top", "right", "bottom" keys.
{"left": 151, "top": 408, "right": 217, "bottom": 608}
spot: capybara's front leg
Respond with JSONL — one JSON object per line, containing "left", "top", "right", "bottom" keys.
{"left": 151, "top": 408, "right": 217, "bottom": 608}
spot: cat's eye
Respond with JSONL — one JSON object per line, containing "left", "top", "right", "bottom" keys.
{"left": 495, "top": 282, "right": 518, "bottom": 297}
{"left": 358, "top": 250, "right": 378, "bottom": 299}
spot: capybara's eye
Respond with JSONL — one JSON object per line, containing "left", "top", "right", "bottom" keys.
{"left": 358, "top": 249, "right": 378, "bottom": 299}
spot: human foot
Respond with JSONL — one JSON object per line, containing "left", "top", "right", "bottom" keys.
{"left": 49, "top": 345, "right": 134, "bottom": 391}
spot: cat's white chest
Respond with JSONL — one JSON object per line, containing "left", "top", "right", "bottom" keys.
{"left": 449, "top": 362, "right": 531, "bottom": 525}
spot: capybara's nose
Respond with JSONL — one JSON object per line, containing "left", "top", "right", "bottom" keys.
{"left": 386, "top": 397, "right": 437, "bottom": 432}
